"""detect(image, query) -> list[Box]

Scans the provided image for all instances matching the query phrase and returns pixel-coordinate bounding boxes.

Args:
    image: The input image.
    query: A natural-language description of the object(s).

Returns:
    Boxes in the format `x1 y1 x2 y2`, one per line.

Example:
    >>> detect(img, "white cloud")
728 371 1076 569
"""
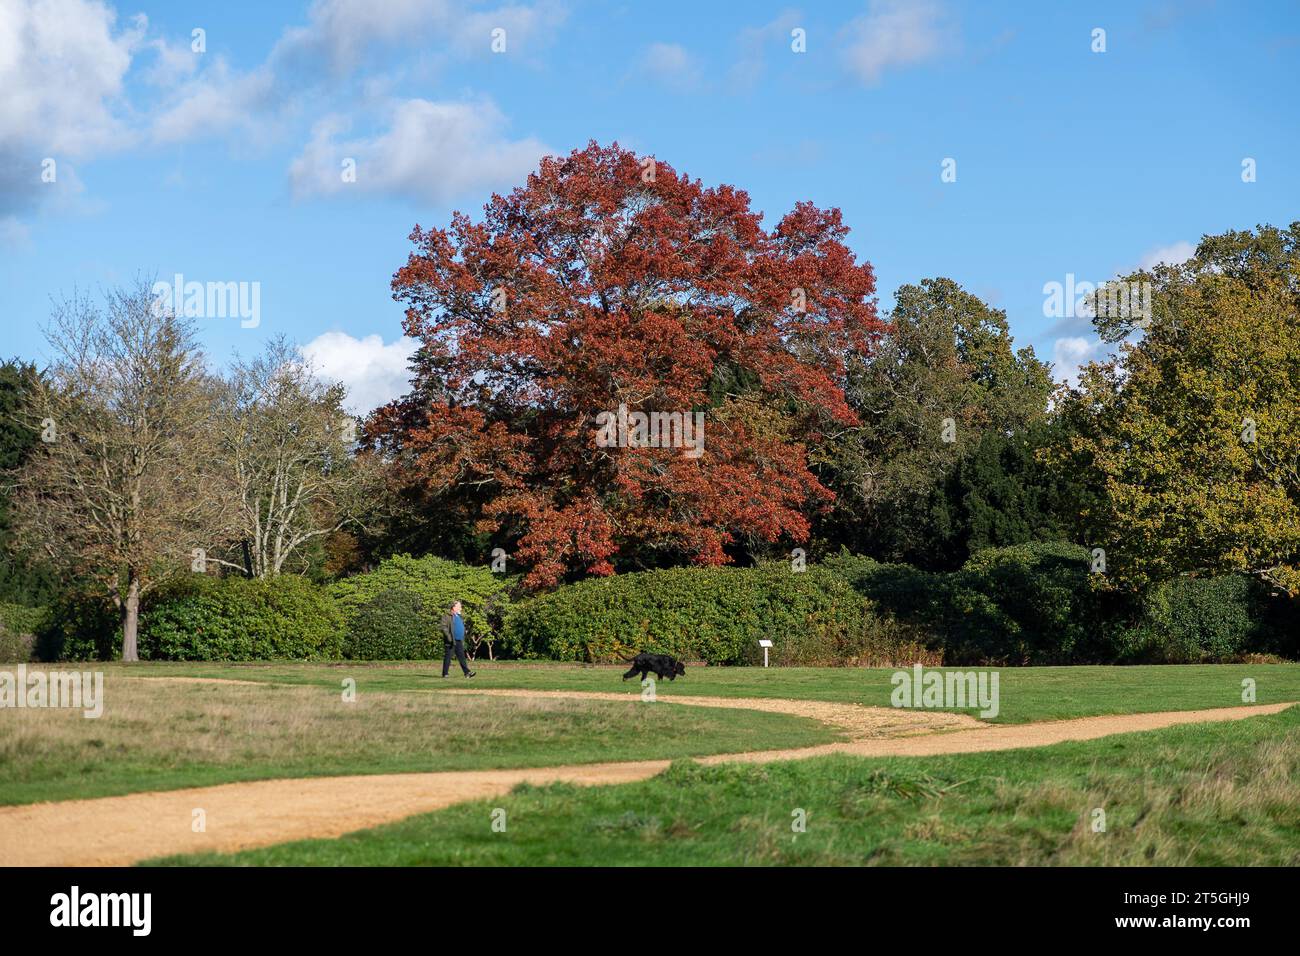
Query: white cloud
272 0 566 77
841 0 952 86
299 331 419 415
638 42 703 92
150 59 278 144
0 0 147 228
0 0 564 223
1137 240 1196 271
1051 336 1112 387
0 0 143 157
141 34 201 87
288 97 549 204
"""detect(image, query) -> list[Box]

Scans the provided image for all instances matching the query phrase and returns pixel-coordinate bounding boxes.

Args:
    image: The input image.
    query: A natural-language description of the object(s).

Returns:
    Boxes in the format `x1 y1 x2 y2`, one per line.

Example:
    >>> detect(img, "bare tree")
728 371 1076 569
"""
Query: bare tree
9 282 231 660
212 336 381 577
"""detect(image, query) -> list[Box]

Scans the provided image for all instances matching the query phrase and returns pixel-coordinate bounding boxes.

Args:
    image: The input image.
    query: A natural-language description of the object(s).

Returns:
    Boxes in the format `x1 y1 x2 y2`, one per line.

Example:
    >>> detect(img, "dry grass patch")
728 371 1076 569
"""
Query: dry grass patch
0 671 833 805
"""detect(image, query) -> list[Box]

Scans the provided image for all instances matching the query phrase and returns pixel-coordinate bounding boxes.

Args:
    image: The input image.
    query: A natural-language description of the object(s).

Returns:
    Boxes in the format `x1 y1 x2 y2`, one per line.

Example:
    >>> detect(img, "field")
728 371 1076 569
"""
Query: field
1 661 1297 866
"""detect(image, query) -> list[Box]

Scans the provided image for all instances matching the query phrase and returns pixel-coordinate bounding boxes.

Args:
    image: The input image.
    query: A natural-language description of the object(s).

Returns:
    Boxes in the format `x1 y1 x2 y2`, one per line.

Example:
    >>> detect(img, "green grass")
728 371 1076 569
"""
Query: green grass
95 659 1300 723
6 661 1296 808
152 705 1300 867
0 672 832 806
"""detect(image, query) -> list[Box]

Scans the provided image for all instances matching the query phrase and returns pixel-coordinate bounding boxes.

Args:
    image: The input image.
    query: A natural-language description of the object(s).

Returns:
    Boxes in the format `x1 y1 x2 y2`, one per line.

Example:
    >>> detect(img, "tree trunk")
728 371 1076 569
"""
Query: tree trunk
121 576 140 662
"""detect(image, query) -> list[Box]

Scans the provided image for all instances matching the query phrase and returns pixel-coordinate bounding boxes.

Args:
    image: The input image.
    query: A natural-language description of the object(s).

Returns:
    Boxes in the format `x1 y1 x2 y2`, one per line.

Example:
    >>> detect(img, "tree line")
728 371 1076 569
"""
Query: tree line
2 142 1297 658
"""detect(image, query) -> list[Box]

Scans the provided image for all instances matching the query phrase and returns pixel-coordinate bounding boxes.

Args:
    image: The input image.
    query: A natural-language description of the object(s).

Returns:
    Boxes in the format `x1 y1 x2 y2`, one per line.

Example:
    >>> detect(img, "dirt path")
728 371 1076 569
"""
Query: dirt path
441 688 986 739
0 696 1290 867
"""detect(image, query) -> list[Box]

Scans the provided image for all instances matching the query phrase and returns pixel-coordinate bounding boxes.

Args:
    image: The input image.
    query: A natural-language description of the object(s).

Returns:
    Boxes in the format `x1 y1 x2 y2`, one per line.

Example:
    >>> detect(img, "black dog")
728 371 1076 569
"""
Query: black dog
620 652 686 682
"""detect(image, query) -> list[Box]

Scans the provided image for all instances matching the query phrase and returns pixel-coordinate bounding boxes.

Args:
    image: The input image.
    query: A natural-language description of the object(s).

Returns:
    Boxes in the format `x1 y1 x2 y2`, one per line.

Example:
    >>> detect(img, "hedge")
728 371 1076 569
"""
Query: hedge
1114 574 1283 663
823 542 1107 664
138 574 344 661
0 601 46 662
503 563 925 666
824 544 1295 665
32 593 119 662
330 555 512 659
342 588 441 660
954 541 1106 663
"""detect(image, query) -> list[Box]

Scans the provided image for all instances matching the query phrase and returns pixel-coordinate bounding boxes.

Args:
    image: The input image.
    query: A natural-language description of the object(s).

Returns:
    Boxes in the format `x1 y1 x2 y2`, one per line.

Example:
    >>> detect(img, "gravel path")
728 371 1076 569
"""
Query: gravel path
0 688 1289 867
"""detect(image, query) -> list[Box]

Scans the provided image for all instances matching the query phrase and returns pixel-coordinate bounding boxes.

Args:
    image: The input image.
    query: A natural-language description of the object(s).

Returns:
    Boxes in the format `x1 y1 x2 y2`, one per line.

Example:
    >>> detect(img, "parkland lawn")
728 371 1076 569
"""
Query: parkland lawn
2 661 1295 807
154 704 1300 867
82 658 1300 721
0 674 832 806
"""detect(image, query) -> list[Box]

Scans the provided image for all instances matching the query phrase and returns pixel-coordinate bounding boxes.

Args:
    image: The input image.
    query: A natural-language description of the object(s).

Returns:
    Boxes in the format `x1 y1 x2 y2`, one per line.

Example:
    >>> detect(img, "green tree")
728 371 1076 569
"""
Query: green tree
0 360 58 604
927 420 1091 563
814 277 1054 567
1059 223 1300 593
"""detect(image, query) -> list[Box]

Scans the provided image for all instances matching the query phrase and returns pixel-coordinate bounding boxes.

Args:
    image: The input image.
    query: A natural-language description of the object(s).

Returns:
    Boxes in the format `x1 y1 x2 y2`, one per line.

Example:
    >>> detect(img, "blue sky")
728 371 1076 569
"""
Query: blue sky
3 0 1298 412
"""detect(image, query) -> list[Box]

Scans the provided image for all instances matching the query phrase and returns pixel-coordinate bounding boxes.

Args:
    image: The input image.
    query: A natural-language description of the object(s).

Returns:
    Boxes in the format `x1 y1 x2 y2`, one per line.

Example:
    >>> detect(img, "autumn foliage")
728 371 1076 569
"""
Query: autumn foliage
369 142 884 587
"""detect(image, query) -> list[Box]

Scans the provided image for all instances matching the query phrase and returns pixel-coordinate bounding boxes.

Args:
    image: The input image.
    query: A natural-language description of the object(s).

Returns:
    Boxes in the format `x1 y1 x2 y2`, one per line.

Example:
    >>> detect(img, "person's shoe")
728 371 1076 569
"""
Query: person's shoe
465 670 477 678
440 674 449 678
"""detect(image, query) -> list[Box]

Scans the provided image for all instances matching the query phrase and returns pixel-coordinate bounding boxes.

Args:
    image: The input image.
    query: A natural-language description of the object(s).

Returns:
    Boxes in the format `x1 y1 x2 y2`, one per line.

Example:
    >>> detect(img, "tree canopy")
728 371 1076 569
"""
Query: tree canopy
1059 223 1300 593
369 141 885 588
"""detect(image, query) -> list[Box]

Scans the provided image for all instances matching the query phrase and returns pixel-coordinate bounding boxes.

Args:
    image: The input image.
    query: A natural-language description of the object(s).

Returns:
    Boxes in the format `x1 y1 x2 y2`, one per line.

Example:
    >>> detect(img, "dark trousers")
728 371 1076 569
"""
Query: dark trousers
443 640 471 676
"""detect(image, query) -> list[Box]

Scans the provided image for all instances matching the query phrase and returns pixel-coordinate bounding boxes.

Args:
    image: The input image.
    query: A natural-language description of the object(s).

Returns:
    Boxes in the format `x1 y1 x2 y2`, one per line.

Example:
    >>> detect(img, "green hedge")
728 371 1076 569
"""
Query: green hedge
138 575 344 661
825 544 1294 665
0 601 47 635
33 593 119 662
342 588 441 660
955 541 1105 663
330 555 511 659
824 542 1106 665
1115 575 1281 663
0 602 47 663
504 564 919 665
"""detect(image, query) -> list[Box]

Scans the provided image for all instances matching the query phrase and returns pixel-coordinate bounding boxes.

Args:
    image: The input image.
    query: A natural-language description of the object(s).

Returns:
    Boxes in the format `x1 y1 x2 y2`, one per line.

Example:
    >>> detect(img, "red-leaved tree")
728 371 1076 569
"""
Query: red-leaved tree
369 142 884 588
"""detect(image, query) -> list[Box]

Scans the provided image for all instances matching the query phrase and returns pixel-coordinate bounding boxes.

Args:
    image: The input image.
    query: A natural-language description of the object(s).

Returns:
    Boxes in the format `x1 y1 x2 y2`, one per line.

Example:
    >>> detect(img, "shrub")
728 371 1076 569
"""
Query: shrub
1115 575 1274 663
825 542 1103 664
953 541 1103 663
330 555 512 658
821 552 1003 664
0 602 46 663
139 574 344 661
0 601 46 636
0 629 29 663
342 588 441 660
774 614 942 667
32 593 119 662
505 564 903 665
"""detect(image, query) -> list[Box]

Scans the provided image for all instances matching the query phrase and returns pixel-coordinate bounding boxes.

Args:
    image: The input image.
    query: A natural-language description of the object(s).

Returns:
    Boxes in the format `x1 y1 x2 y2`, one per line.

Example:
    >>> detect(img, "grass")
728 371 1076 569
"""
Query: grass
152 705 1300 867
76 659 1300 722
0 672 833 806
5 660 1297 809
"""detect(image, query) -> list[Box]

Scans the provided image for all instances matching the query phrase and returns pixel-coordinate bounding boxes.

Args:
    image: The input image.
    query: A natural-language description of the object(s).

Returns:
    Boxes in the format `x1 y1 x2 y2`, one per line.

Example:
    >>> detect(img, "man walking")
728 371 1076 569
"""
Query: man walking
441 600 476 678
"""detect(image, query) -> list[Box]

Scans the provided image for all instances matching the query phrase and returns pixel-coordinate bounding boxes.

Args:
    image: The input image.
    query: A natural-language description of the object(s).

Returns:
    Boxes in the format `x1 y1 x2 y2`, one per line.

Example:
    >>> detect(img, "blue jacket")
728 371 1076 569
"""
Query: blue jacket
440 612 466 644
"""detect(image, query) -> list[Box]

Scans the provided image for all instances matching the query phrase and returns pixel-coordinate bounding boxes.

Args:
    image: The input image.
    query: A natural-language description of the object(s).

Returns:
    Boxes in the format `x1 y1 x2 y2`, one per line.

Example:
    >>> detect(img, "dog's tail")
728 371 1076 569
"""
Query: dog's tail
614 649 639 662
